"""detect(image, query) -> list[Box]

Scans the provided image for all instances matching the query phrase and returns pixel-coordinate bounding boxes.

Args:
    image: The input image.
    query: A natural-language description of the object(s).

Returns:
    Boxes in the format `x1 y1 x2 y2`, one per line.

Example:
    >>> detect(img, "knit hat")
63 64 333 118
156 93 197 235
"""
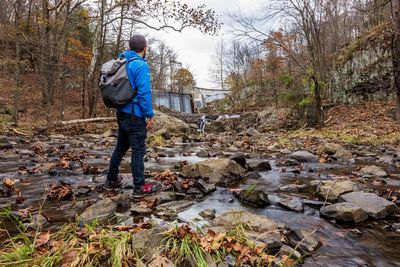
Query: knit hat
129 35 147 52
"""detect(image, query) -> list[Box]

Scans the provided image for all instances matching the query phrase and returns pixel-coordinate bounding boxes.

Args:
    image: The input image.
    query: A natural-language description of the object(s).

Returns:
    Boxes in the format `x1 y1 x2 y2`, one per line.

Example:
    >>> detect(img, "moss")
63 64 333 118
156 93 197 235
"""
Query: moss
148 134 165 147
335 22 393 67
290 129 400 146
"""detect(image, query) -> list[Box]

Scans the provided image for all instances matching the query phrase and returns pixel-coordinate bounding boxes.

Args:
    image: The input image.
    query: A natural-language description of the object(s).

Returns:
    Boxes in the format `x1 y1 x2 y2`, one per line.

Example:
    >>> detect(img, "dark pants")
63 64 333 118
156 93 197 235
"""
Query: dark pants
107 112 147 190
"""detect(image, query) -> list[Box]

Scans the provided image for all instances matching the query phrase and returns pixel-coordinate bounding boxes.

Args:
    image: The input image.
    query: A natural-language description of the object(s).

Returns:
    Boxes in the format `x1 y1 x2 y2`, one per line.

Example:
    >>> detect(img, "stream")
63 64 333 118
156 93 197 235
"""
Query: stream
0 134 399 267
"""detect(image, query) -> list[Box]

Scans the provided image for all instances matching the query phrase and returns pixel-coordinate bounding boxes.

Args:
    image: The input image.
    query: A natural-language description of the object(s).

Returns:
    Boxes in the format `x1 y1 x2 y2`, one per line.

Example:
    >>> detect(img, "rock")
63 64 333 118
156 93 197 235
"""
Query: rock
392 223 400 233
247 231 283 252
75 187 91 195
279 244 302 260
320 202 369 223
255 161 272 171
77 198 117 224
199 209 216 220
280 184 307 192
229 153 247 169
30 141 50 153
339 192 399 219
302 199 330 208
155 200 194 219
277 197 304 212
28 214 49 229
211 210 285 233
318 143 344 155
130 204 153 216
314 180 358 202
181 159 245 186
132 227 165 260
186 187 203 196
290 151 319 162
359 165 387 177
236 186 270 207
287 229 321 253
276 159 300 167
246 128 259 136
196 150 210 158
0 137 12 149
195 179 216 194
333 149 353 160
244 171 262 179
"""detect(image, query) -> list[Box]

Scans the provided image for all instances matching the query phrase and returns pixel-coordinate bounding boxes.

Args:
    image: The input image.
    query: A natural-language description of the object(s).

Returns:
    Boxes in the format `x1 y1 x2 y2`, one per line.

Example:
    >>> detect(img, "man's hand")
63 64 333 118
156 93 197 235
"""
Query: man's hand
146 117 155 131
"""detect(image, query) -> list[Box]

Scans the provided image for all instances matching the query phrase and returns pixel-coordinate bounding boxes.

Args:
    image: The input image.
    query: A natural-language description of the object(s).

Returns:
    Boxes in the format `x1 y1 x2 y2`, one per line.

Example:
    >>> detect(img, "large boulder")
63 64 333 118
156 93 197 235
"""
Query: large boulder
359 165 387 177
290 151 319 162
153 110 190 135
313 180 358 202
211 210 285 233
320 202 368 223
181 159 245 186
339 192 399 219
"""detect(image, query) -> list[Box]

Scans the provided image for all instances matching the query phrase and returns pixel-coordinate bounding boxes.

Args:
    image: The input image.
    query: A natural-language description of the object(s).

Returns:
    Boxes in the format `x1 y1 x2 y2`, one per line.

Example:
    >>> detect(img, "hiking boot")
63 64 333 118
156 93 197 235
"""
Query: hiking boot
131 182 162 199
103 177 123 190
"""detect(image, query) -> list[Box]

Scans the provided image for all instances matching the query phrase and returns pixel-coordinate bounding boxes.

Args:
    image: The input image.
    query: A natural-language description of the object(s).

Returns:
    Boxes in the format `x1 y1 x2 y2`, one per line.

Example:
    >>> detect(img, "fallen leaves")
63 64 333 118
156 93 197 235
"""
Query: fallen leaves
152 170 177 185
167 225 276 266
3 178 15 188
47 183 73 201
35 231 51 248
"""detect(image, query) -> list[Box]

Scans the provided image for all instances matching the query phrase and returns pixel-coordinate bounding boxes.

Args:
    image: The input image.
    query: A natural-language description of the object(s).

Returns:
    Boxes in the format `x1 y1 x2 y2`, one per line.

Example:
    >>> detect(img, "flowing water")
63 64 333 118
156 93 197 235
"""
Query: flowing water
0 136 399 266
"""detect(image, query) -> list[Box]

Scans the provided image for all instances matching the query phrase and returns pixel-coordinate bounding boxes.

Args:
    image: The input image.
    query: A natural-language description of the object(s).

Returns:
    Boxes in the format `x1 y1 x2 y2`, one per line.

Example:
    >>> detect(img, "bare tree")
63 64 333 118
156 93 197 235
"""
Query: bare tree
209 39 227 89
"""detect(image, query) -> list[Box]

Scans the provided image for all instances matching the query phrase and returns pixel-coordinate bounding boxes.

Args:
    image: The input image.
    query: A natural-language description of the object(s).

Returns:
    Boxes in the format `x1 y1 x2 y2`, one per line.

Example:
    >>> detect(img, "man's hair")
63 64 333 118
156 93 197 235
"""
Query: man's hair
129 35 147 52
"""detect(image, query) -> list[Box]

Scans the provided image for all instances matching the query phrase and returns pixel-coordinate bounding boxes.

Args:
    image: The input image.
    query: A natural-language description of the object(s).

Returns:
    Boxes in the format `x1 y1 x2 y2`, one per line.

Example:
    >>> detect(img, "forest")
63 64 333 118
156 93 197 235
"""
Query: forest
0 0 400 266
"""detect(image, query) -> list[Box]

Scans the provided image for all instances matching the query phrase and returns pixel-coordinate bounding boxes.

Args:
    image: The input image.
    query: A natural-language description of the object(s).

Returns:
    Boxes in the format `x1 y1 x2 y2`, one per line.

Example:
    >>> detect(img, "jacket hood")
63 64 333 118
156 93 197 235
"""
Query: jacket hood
119 50 145 61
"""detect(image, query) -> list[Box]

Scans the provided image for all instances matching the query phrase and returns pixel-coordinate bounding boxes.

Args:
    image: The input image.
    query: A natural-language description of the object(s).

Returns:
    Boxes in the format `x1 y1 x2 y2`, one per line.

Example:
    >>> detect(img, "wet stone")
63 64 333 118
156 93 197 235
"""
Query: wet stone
359 165 387 177
339 191 399 219
287 228 321 253
0 136 12 149
77 197 117 224
244 171 261 179
130 204 152 216
199 208 216 220
236 187 270 208
302 199 330 208
320 202 369 223
279 244 302 260
290 151 319 163
229 152 247 169
255 161 272 171
318 143 344 155
211 210 285 233
277 197 304 212
195 179 216 194
280 184 307 192
313 180 359 202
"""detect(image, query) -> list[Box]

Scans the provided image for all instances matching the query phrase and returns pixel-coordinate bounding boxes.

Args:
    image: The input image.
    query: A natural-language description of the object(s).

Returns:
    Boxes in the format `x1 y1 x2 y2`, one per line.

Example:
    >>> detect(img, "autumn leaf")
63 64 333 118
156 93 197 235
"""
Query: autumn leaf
148 255 174 267
3 178 15 188
35 231 51 248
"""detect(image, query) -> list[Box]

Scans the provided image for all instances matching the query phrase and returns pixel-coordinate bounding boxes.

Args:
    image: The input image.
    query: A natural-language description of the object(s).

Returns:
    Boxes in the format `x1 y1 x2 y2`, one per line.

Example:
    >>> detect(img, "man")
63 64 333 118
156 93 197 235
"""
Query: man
104 35 161 197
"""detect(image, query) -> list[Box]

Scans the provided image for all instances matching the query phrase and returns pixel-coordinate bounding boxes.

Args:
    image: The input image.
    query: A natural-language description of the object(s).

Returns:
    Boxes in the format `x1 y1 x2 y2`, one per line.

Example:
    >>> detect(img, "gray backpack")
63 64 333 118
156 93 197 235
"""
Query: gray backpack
99 57 137 108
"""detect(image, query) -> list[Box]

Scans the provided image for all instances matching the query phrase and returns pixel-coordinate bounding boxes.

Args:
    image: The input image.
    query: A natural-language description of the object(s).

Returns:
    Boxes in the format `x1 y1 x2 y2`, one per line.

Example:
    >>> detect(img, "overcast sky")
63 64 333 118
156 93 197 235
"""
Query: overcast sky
149 0 264 89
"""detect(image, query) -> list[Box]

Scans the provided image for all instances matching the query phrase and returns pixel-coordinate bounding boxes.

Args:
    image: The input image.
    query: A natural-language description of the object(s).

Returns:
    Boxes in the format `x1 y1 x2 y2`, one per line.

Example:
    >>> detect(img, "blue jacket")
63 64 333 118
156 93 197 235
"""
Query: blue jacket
117 50 154 118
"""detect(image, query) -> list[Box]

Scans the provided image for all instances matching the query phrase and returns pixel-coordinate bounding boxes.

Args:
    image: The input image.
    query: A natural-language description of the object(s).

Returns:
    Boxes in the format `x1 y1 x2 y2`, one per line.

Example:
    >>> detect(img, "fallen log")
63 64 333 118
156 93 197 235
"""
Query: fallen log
60 117 116 125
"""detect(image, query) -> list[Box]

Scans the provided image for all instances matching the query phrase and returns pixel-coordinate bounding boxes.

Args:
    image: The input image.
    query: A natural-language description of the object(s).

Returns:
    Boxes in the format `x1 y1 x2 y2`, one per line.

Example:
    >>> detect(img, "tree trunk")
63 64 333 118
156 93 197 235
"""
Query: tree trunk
392 0 400 120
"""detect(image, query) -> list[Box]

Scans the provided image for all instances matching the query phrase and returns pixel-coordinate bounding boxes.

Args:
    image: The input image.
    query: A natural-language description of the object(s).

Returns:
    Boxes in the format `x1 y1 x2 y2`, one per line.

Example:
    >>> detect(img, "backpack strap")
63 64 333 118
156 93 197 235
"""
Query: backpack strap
126 57 139 122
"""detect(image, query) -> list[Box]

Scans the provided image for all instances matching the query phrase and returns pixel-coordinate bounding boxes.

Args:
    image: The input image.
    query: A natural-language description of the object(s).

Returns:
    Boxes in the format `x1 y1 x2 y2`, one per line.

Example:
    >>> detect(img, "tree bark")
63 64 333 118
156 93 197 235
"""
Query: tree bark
392 0 400 120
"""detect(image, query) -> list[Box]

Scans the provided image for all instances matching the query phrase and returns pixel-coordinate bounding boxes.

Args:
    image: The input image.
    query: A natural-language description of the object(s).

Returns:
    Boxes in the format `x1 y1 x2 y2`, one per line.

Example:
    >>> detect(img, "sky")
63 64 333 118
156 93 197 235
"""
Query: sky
150 0 264 89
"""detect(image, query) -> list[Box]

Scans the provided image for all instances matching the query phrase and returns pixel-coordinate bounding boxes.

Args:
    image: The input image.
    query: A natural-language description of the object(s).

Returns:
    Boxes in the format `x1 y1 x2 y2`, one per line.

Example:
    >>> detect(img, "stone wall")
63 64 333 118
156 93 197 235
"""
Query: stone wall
331 23 394 104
